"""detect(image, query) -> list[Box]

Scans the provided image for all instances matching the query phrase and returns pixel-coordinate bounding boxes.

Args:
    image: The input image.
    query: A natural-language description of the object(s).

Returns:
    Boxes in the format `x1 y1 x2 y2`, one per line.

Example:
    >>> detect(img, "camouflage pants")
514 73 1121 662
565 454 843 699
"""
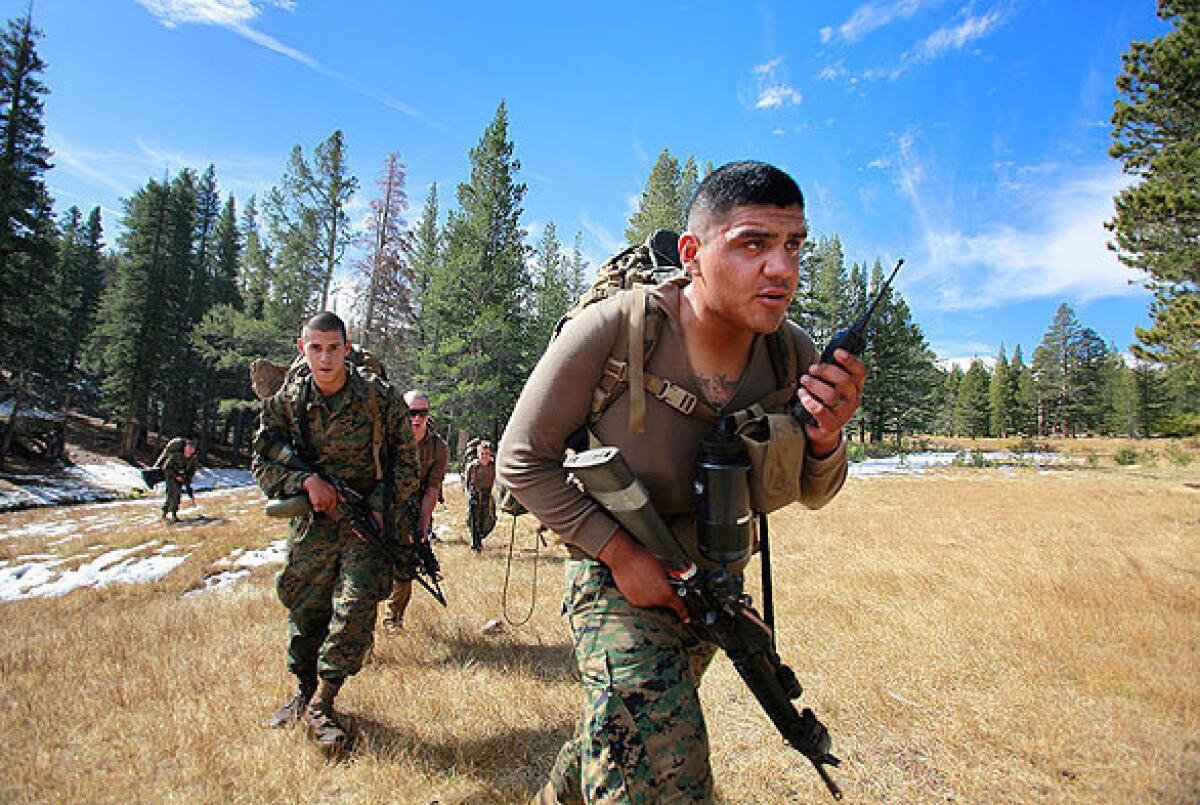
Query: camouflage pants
544 559 717 804
162 480 183 516
468 488 496 548
276 514 392 680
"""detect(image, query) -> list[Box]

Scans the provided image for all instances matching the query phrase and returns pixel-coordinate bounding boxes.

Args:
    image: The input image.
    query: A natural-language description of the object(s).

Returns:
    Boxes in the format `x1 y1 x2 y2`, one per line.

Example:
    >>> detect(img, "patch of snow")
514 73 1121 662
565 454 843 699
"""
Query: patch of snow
0 540 190 600
848 450 1068 477
0 463 254 512
184 569 251 597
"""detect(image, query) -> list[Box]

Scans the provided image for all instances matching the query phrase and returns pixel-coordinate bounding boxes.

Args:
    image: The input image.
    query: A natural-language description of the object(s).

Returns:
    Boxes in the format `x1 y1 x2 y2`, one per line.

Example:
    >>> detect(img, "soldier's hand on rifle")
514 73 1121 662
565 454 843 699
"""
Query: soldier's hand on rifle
302 474 340 514
599 530 691 624
798 348 867 456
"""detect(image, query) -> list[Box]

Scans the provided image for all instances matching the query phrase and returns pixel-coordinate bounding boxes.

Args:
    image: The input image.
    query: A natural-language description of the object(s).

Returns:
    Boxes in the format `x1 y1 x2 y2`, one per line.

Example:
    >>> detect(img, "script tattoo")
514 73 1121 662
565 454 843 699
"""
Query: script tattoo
696 372 739 408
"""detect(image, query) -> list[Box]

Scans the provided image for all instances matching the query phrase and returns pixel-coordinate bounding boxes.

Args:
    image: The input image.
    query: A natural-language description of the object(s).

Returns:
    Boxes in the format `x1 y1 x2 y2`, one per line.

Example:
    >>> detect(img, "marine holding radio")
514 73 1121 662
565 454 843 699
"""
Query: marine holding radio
497 161 867 804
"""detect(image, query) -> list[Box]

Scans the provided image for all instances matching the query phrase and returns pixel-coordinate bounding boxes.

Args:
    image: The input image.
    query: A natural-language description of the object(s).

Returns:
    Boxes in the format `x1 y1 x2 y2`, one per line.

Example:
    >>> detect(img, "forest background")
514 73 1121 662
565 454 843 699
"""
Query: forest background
0 1 1196 466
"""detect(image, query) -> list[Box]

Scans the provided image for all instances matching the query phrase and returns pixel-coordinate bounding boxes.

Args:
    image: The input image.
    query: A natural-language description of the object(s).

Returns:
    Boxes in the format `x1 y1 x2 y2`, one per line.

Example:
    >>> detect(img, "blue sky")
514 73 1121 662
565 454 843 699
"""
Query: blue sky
9 0 1170 363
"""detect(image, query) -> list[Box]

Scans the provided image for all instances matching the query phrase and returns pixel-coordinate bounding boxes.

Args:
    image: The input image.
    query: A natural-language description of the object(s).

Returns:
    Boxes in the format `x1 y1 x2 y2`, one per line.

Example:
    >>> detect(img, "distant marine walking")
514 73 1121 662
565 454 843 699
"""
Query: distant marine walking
152 437 198 522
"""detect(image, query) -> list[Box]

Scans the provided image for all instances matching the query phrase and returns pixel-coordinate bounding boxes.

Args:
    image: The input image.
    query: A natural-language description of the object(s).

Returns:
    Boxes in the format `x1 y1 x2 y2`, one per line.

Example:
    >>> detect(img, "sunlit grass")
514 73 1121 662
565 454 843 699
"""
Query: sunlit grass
1 467 1196 803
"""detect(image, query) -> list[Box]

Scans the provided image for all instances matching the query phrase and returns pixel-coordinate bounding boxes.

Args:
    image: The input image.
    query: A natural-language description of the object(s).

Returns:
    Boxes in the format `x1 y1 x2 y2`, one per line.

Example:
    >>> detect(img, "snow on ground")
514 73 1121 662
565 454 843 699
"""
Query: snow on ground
0 464 254 511
847 451 1068 477
0 451 1074 602
0 540 189 601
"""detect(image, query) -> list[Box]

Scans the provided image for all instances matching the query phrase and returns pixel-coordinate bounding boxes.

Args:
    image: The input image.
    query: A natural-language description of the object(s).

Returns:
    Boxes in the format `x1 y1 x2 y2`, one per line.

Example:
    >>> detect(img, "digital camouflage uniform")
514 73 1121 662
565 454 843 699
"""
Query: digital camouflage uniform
498 282 848 804
252 366 419 683
154 437 198 519
464 454 496 550
383 428 448 626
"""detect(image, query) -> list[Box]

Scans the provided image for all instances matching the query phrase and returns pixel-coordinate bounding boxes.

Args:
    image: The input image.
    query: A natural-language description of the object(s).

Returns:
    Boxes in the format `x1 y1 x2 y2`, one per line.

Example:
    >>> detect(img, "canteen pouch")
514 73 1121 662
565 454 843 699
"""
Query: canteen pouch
735 408 806 514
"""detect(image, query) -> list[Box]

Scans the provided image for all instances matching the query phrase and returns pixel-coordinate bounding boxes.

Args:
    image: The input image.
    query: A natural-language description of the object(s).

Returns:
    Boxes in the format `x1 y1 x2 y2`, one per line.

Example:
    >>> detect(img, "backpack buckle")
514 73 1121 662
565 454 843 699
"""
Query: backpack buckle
655 381 697 415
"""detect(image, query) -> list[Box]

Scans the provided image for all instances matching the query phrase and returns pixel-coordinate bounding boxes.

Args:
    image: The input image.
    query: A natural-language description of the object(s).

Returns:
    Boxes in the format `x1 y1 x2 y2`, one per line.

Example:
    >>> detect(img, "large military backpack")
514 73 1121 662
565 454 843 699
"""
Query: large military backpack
561 229 799 438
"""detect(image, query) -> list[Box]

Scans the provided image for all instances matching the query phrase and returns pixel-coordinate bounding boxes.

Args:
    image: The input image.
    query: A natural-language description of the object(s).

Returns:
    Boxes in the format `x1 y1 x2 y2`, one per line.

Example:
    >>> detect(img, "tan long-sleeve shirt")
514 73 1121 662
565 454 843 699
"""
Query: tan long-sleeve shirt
497 282 848 567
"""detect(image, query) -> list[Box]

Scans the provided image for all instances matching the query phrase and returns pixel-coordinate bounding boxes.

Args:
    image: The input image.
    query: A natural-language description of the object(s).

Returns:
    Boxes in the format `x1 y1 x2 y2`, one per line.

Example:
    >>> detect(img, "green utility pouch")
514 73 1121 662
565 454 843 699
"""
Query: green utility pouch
734 406 807 514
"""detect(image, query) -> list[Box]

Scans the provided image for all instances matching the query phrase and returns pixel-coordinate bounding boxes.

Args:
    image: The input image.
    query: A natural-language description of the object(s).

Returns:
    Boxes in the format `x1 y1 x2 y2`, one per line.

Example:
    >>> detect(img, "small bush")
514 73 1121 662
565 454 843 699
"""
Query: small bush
846 442 867 463
1164 443 1194 467
1086 452 1100 468
1161 413 1200 438
1114 447 1139 466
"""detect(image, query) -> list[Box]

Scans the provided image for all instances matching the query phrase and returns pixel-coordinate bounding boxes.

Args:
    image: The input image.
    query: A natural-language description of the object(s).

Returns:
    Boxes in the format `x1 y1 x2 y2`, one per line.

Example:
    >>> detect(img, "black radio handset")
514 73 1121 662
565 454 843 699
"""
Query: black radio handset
792 258 904 427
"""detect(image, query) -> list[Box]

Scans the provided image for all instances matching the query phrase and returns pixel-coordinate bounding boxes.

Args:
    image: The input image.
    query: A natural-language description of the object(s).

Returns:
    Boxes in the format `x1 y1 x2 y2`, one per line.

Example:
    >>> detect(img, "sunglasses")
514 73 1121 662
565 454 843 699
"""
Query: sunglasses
409 409 430 418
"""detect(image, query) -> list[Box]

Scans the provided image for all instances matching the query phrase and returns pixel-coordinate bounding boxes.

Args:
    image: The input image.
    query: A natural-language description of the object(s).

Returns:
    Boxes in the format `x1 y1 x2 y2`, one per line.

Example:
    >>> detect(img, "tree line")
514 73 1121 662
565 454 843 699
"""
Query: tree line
0 7 1195 467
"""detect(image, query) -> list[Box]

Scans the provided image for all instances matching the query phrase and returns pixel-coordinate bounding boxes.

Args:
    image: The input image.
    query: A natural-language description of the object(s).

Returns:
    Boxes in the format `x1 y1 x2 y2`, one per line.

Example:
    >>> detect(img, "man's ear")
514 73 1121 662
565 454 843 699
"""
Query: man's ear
679 232 702 278
296 337 306 357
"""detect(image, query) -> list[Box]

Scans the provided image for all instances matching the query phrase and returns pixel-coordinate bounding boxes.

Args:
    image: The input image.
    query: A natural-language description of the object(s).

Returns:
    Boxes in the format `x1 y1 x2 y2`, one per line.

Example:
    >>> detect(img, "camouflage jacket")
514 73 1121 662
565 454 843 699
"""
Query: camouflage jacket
155 438 198 483
252 367 420 534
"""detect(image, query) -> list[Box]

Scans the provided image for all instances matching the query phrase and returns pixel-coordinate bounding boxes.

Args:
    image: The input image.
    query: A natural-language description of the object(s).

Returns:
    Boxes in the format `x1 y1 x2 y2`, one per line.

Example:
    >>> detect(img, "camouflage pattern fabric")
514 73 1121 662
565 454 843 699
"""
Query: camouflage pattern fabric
277 513 392 678
155 439 198 517
253 367 420 680
546 559 718 804
464 458 496 548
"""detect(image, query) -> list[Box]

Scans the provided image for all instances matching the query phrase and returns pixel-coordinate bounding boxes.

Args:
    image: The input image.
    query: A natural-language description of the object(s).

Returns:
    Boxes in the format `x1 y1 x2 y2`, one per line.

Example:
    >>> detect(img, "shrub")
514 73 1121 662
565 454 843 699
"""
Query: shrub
1164 442 1194 467
846 442 867 463
1086 452 1100 468
1114 447 1139 466
1161 413 1200 438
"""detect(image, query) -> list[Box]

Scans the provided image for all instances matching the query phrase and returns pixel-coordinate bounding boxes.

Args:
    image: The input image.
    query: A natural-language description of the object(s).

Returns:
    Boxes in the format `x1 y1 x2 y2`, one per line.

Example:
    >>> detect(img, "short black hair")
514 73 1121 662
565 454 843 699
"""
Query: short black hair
302 311 347 342
687 161 805 231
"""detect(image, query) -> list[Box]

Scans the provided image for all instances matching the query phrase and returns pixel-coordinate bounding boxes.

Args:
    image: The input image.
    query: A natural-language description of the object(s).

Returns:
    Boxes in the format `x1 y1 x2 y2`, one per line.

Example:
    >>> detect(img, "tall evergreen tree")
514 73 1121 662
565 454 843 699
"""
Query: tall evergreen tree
988 345 1015 437
1108 0 1199 386
529 220 571 354
1009 345 1036 437
357 152 411 369
90 178 174 456
429 102 530 439
0 11 56 376
264 130 358 320
238 195 270 319
212 195 241 309
955 360 992 438
625 148 690 244
857 260 940 442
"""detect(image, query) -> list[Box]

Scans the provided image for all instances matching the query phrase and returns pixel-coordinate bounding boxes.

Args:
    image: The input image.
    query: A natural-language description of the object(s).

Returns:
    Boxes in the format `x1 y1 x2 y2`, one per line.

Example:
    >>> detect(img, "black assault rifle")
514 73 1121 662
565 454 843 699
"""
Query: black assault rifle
564 446 843 800
258 431 446 606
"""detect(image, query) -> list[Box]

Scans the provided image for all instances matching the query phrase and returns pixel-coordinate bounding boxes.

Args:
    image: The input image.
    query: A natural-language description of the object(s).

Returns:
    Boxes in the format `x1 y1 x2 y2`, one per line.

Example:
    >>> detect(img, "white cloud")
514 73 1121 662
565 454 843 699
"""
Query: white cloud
136 1 439 126
755 85 803 109
823 0 942 44
753 57 783 74
580 213 622 257
893 135 1141 311
909 10 1003 65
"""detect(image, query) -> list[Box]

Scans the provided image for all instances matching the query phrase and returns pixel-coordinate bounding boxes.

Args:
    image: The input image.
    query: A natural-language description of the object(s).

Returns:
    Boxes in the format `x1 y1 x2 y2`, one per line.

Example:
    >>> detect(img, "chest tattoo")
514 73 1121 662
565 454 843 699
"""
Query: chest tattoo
695 372 739 408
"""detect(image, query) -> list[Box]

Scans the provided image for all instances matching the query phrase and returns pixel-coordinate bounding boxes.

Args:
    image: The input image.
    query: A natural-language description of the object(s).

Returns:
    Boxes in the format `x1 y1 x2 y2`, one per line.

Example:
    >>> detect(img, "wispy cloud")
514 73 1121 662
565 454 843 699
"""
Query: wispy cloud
580 213 622 257
747 57 803 110
909 9 1003 65
820 0 944 44
756 85 803 109
136 1 443 129
891 132 1141 310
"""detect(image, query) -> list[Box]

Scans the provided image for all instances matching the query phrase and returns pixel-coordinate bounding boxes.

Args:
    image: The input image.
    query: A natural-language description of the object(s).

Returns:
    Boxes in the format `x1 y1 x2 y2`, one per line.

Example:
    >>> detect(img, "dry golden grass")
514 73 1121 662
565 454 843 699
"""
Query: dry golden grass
1 466 1197 803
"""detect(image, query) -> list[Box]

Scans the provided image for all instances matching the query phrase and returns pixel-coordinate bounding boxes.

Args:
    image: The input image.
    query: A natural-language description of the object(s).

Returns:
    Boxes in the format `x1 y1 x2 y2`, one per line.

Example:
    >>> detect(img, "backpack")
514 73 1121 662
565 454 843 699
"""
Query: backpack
250 344 387 401
559 229 799 437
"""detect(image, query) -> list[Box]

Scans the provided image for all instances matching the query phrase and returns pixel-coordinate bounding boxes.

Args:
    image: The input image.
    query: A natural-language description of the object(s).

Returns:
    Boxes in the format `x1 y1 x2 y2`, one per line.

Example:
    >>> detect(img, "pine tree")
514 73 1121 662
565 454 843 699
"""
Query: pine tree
1009 345 1036 436
626 148 685 244
90 178 174 456
955 360 992 438
264 130 358 320
357 152 412 369
529 220 571 353
405 183 443 383
989 345 1013 437
212 195 241 309
238 195 270 319
792 236 848 346
0 11 56 377
1108 1 1199 385
936 365 963 436
857 260 940 442
432 101 531 439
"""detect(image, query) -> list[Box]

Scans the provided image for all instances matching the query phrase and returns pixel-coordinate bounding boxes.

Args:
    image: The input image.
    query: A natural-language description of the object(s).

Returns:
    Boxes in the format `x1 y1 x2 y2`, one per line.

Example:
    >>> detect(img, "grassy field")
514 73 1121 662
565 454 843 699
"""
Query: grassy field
1 445 1197 803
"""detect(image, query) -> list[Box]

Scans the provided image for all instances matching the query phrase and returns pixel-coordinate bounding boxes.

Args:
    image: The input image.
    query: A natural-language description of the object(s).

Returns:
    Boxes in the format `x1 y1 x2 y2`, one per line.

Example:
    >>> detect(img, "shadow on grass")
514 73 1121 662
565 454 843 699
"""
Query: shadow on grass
346 713 575 802
424 630 579 683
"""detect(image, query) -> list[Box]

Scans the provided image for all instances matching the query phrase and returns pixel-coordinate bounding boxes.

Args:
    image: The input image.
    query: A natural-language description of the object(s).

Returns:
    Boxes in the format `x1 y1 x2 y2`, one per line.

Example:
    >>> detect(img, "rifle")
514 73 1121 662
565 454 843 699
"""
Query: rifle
795 257 904 427
564 446 842 800
258 431 447 607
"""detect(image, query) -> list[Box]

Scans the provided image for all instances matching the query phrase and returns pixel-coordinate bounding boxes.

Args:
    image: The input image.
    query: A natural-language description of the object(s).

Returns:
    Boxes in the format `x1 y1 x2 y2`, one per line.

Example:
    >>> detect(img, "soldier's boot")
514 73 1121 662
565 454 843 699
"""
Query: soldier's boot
382 581 412 632
265 673 317 728
304 678 346 749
